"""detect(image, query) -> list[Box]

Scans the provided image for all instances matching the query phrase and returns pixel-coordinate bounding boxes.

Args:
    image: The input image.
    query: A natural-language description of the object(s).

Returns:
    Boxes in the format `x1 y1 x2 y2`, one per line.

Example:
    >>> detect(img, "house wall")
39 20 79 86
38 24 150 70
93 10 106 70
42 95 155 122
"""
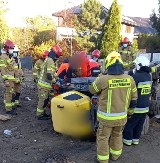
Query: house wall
121 24 135 42
53 16 135 42
56 27 77 41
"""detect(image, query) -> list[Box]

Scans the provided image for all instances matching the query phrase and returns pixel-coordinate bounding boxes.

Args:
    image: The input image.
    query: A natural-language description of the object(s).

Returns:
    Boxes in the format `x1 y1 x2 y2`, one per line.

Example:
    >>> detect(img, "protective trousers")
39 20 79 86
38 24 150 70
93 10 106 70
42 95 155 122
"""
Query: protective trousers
4 81 15 111
36 86 50 117
12 83 21 106
97 123 123 163
123 113 146 145
121 53 134 71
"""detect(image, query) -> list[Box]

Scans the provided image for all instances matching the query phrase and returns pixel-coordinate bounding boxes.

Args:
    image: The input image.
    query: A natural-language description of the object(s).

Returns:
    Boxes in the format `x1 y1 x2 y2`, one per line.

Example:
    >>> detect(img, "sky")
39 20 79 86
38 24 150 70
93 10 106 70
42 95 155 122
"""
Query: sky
4 0 159 27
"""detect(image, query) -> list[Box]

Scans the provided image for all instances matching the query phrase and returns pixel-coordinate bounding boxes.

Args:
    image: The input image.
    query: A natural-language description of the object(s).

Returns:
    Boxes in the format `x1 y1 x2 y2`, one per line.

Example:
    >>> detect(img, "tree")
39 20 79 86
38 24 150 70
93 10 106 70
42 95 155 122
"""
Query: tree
132 39 139 54
150 0 160 34
11 27 34 56
137 34 160 52
25 15 55 32
25 16 56 45
0 0 9 45
74 0 104 52
32 40 55 60
99 0 121 57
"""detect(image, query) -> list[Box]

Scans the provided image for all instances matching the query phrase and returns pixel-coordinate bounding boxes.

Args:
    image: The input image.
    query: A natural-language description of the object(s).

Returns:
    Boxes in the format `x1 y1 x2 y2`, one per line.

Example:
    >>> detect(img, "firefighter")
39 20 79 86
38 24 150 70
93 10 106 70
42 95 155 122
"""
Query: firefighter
123 56 152 146
55 56 63 69
12 46 24 108
36 45 62 120
118 37 135 70
69 54 82 77
89 51 137 163
0 40 17 115
79 51 90 77
89 49 101 77
33 50 49 83
57 58 72 81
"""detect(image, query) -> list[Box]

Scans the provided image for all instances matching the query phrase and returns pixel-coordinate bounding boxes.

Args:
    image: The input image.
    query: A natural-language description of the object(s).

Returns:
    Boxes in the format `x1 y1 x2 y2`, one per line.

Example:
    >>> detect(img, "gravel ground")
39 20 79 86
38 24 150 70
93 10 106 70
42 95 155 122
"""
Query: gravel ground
0 70 160 163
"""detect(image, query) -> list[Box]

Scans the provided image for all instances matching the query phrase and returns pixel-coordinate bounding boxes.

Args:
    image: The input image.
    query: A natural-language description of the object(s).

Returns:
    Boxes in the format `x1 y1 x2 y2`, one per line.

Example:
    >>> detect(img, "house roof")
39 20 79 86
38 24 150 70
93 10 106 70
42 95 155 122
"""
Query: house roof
52 5 82 17
129 17 157 34
52 5 137 26
102 6 137 26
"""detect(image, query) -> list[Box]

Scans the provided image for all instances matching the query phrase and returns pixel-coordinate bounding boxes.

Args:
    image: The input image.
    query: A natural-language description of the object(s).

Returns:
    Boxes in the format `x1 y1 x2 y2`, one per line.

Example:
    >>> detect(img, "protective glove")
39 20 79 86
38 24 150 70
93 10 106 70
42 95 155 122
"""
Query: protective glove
34 79 37 83
47 73 53 81
4 80 10 87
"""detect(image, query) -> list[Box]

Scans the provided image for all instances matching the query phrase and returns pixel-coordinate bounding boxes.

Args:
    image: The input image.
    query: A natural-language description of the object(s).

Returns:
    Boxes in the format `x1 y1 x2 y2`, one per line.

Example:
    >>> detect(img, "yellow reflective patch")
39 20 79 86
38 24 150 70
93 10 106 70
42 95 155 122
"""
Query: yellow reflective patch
141 87 151 95
97 113 127 120
107 90 112 113
110 148 122 155
151 67 156 73
125 88 131 111
108 78 131 88
93 82 99 92
97 154 109 161
132 87 137 93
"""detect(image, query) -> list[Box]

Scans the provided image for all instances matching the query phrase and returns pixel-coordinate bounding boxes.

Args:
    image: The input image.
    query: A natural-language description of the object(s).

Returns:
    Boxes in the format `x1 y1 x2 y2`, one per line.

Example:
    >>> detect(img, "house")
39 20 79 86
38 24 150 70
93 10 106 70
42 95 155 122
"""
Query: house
52 5 137 42
128 17 157 35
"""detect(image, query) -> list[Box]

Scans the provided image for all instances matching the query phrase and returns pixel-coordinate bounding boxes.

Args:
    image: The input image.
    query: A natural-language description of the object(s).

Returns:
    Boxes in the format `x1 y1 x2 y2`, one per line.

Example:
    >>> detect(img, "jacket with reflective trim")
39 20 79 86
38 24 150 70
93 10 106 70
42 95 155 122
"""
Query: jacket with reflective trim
57 63 72 79
33 59 43 80
89 59 101 77
118 46 135 67
129 69 152 113
89 74 137 125
0 54 15 81
38 57 57 89
13 58 24 83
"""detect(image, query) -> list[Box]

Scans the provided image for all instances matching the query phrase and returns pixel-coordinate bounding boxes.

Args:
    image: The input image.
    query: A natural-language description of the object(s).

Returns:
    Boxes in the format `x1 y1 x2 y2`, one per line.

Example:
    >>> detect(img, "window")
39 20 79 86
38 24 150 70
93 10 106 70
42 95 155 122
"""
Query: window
125 25 132 33
58 17 64 26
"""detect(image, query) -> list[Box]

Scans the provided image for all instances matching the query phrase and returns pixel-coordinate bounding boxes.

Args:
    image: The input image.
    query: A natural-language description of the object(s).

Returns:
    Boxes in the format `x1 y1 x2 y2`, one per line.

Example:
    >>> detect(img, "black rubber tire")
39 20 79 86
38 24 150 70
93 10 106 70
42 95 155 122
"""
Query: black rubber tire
141 115 150 135
149 100 157 116
156 101 160 115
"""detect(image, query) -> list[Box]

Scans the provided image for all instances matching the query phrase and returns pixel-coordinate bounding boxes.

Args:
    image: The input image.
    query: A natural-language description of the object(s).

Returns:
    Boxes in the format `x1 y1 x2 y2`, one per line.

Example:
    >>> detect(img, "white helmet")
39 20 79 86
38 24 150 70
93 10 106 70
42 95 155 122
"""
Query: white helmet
1 49 6 54
133 56 150 70
13 45 19 52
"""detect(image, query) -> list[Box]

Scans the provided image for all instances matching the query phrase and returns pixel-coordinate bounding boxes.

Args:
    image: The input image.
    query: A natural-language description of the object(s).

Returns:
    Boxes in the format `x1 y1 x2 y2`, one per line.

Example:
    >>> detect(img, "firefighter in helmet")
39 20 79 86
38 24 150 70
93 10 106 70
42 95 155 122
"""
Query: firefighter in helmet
0 40 17 115
36 45 62 120
12 46 24 108
123 56 151 146
33 50 49 83
89 51 137 163
89 49 101 77
118 37 135 70
79 51 90 77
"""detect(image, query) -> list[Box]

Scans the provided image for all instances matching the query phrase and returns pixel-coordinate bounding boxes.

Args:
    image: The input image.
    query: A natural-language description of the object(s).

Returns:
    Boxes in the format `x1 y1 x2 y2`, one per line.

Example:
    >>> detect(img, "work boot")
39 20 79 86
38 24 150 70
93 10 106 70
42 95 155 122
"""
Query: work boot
16 104 21 108
156 118 160 123
12 106 17 110
6 110 17 115
37 114 50 120
43 113 50 118
111 155 120 161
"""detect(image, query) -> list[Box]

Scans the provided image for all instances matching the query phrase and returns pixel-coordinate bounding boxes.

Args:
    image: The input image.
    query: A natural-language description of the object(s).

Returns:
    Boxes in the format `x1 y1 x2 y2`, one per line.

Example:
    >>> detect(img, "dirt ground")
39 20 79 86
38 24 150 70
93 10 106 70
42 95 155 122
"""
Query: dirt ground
0 70 160 163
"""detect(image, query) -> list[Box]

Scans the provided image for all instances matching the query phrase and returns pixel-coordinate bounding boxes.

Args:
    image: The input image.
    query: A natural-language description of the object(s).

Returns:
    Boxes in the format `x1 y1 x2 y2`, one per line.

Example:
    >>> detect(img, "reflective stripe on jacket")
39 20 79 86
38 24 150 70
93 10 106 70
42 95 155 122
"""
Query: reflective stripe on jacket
130 70 152 113
38 57 57 89
89 74 137 123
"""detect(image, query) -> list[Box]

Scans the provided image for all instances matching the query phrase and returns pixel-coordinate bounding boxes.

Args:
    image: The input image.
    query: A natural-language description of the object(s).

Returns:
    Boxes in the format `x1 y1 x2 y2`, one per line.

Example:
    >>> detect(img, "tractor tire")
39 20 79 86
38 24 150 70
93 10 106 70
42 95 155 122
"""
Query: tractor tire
141 115 150 135
149 100 159 117
156 101 160 115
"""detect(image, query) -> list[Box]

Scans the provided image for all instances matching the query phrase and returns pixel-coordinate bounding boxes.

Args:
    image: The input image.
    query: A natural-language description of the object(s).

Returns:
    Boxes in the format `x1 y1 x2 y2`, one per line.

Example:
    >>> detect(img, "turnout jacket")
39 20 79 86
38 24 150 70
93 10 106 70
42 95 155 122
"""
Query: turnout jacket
89 63 137 126
13 57 24 84
129 67 152 113
33 59 43 81
0 53 15 82
38 57 57 90
118 46 135 68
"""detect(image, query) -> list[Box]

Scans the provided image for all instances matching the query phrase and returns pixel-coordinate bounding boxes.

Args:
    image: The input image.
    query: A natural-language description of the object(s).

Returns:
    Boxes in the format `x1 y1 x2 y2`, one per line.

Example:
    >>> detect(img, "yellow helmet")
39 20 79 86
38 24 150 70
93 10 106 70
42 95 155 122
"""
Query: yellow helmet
105 51 123 69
